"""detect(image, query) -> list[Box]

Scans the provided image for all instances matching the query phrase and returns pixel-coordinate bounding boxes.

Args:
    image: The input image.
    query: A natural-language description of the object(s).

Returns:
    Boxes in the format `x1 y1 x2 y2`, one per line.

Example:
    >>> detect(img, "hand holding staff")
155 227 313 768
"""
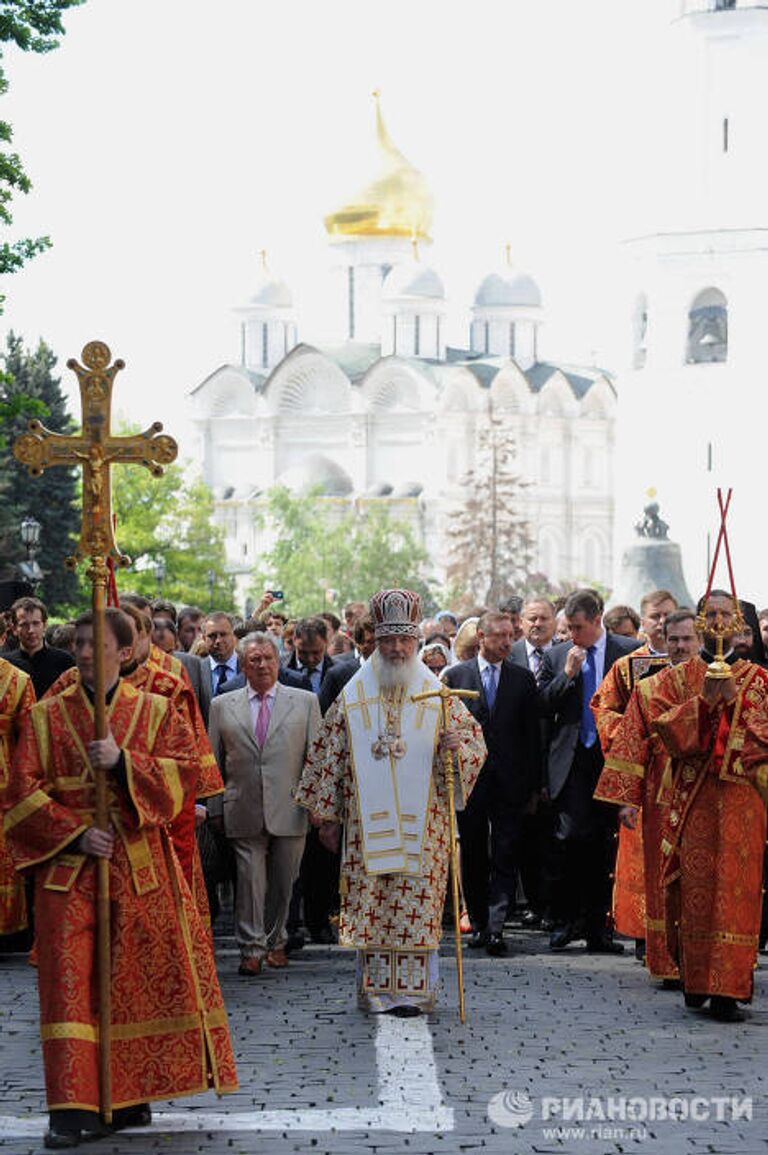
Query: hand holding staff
411 683 479 1024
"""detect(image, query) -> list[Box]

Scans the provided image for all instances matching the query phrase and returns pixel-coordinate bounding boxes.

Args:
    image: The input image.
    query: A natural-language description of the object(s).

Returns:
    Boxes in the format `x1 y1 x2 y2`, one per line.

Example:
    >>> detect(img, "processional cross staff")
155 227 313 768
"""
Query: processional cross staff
411 683 479 1024
13 340 178 1123
697 487 745 680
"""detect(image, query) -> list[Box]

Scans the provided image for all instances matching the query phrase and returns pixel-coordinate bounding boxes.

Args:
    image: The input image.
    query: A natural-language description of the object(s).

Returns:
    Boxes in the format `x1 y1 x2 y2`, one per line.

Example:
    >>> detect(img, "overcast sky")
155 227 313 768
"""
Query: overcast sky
1 0 676 452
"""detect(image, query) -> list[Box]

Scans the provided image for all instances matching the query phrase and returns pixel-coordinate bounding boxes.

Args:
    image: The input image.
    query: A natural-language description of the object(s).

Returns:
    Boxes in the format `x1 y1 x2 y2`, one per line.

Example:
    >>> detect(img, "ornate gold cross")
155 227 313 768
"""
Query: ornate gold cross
13 339 177 570
12 338 178 1125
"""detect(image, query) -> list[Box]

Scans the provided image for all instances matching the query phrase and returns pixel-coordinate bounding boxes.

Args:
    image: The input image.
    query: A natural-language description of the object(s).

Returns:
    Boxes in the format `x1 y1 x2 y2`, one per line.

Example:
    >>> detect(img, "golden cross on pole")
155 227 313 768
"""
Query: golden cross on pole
411 683 479 1023
13 339 178 1124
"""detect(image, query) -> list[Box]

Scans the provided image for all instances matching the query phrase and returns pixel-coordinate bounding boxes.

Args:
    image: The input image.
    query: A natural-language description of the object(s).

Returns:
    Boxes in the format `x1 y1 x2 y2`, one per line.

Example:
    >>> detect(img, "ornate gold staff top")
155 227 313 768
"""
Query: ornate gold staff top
411 683 478 1024
13 340 177 1124
14 339 177 569
696 488 745 680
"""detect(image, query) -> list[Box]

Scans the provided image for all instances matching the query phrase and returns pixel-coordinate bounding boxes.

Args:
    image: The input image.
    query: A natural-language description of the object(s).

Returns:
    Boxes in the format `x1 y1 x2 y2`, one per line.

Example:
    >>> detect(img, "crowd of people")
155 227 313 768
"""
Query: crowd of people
1 580 768 1146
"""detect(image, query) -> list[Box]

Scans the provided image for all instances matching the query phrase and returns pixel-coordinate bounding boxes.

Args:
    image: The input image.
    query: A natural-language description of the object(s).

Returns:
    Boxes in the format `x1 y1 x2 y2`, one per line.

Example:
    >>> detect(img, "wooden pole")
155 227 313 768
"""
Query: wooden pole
89 557 112 1123
411 684 479 1023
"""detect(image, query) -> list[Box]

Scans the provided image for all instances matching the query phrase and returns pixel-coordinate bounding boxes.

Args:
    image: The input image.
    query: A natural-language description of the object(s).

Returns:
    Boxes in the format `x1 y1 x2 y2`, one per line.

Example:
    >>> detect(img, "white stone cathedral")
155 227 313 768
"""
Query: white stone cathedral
614 0 768 603
191 98 616 606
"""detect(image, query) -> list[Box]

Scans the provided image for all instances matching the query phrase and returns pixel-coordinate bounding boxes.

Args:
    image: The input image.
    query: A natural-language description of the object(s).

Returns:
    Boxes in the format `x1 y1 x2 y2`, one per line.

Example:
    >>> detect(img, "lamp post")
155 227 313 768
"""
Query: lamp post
154 557 166 598
206 568 216 610
19 515 43 592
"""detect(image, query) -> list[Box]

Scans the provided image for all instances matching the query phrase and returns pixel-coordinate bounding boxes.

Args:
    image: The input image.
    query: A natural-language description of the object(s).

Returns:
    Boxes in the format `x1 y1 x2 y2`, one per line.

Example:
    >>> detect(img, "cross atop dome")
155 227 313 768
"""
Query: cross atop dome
324 92 434 241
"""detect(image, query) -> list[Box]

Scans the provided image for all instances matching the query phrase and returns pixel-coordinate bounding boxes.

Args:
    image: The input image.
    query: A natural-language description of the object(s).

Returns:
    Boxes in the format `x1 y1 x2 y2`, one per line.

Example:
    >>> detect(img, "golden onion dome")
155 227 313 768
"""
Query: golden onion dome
325 93 434 241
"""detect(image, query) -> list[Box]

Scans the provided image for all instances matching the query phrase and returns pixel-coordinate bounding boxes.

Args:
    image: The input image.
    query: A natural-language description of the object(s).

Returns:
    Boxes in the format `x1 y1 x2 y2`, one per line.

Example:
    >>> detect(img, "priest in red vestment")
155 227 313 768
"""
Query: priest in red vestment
601 592 768 1021
4 608 237 1148
0 655 35 936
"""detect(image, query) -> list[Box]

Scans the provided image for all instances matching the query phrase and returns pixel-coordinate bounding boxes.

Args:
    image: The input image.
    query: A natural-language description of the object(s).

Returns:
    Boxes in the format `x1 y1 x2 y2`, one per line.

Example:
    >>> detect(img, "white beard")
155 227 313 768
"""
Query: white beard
372 646 421 689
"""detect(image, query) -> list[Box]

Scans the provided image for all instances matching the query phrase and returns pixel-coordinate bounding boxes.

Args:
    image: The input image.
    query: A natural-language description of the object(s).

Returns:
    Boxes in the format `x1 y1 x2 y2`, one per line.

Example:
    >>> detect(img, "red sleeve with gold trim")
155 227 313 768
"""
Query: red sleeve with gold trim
594 683 650 808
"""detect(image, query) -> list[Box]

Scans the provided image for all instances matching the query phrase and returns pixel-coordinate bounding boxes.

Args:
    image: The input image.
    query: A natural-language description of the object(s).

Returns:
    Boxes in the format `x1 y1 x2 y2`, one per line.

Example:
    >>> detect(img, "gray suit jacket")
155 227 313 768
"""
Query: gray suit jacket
207 682 320 838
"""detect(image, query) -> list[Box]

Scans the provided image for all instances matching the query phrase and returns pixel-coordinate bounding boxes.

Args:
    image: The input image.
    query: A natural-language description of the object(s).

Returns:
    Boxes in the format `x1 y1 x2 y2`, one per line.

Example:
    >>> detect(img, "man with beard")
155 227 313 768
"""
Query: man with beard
295 589 486 1016
600 592 768 1020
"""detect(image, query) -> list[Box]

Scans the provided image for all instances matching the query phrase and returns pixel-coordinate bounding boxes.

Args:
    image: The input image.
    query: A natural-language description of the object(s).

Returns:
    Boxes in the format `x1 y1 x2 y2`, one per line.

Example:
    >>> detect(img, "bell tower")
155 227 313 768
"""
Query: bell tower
612 2 768 598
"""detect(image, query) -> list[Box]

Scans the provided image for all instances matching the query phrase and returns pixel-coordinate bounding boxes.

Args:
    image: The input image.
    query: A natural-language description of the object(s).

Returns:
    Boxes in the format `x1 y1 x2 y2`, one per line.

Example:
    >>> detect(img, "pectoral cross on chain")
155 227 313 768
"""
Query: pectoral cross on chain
13 340 177 573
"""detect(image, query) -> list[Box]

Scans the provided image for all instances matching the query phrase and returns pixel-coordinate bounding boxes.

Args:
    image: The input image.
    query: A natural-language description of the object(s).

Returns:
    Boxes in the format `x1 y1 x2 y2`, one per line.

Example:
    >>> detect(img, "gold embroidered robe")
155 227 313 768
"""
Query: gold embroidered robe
294 692 485 1002
3 680 238 1111
592 646 654 939
0 657 35 934
613 657 768 999
595 673 680 979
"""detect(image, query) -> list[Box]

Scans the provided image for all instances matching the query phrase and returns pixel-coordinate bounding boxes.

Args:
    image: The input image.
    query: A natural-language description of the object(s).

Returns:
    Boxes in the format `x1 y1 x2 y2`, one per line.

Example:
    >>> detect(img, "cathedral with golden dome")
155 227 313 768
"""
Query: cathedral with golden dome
191 98 616 604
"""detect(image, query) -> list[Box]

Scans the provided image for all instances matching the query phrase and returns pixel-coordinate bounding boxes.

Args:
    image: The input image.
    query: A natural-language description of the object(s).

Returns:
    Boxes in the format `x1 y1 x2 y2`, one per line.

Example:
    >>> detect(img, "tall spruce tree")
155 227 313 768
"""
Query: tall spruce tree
445 420 534 609
0 333 79 610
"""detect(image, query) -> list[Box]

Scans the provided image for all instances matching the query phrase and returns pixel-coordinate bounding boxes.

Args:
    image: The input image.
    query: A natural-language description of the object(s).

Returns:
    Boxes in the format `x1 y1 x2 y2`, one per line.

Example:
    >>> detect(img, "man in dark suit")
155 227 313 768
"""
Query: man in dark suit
317 616 375 716
538 588 640 953
443 610 541 956
510 597 558 927
284 617 335 693
283 616 338 945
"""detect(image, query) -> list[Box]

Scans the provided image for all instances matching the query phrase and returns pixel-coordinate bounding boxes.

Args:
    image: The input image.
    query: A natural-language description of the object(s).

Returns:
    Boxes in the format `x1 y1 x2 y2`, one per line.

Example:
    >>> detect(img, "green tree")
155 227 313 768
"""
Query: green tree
0 332 79 609
109 458 235 611
249 487 434 617
445 421 534 609
0 1 83 308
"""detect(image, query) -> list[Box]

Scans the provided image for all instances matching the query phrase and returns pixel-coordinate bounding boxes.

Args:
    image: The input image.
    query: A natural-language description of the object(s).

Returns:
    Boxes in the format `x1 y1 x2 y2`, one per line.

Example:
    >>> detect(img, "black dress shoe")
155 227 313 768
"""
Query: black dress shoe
284 932 305 953
386 1004 421 1017
310 925 337 945
540 917 555 932
44 1124 110 1148
549 924 573 951
586 937 625 955
486 932 508 957
467 929 488 948
44 1130 82 1151
661 978 682 991
709 996 744 1022
112 1104 152 1130
521 910 542 928
684 992 708 1008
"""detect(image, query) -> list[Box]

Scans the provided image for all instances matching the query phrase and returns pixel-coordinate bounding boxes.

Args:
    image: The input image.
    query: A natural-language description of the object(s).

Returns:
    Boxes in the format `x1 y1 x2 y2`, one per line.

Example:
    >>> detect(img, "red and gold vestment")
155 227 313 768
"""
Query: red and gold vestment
602 656 768 999
3 679 238 1111
0 657 35 934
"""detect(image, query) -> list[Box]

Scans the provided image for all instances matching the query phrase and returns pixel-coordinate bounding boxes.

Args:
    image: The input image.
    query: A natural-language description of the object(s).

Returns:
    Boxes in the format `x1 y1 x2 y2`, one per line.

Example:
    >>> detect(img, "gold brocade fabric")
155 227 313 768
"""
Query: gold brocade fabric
0 658 35 934
4 681 238 1109
591 647 651 941
601 656 768 997
295 695 485 953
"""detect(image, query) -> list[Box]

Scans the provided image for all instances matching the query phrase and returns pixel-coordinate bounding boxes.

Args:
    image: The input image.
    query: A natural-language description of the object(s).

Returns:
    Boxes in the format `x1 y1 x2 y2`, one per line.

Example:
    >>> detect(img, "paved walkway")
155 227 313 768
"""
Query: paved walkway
0 927 766 1154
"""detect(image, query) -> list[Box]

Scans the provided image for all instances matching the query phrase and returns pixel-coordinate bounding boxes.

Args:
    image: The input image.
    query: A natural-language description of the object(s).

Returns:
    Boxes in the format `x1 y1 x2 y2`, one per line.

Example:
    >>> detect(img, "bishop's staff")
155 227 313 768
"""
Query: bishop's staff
411 683 479 1024
13 341 177 1123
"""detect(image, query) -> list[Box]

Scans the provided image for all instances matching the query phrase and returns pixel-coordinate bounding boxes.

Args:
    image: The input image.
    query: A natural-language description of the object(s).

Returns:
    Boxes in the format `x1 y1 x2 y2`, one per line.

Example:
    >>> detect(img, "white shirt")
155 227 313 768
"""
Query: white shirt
247 682 277 732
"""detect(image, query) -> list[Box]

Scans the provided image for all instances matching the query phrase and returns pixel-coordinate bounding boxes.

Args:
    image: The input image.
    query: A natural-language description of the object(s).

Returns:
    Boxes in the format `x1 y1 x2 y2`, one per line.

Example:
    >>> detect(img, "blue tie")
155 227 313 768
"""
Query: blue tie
483 663 497 712
580 645 598 748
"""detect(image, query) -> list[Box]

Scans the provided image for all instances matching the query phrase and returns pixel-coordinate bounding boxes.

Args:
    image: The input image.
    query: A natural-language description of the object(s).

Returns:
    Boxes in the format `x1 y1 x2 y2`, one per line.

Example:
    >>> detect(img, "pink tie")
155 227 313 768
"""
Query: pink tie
255 694 270 747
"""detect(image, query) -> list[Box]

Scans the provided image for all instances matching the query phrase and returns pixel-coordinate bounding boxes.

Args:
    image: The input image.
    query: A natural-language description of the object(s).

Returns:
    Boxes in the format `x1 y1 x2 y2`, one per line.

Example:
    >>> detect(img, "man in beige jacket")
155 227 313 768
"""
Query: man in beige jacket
208 631 320 975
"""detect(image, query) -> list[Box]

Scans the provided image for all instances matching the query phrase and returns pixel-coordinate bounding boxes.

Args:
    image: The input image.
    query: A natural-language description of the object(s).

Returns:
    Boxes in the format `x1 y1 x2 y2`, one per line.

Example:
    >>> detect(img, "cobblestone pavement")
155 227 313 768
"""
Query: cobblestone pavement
0 926 766 1155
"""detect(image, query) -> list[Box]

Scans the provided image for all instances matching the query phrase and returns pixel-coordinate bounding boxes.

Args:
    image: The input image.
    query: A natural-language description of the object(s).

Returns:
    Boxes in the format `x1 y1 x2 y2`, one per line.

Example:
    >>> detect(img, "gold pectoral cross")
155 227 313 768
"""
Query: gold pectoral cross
13 339 177 571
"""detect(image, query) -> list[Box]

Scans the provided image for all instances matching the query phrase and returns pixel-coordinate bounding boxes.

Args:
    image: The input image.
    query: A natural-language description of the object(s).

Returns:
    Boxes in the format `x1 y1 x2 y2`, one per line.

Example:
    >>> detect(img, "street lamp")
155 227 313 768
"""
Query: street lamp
19 516 43 592
206 568 216 610
154 557 166 597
